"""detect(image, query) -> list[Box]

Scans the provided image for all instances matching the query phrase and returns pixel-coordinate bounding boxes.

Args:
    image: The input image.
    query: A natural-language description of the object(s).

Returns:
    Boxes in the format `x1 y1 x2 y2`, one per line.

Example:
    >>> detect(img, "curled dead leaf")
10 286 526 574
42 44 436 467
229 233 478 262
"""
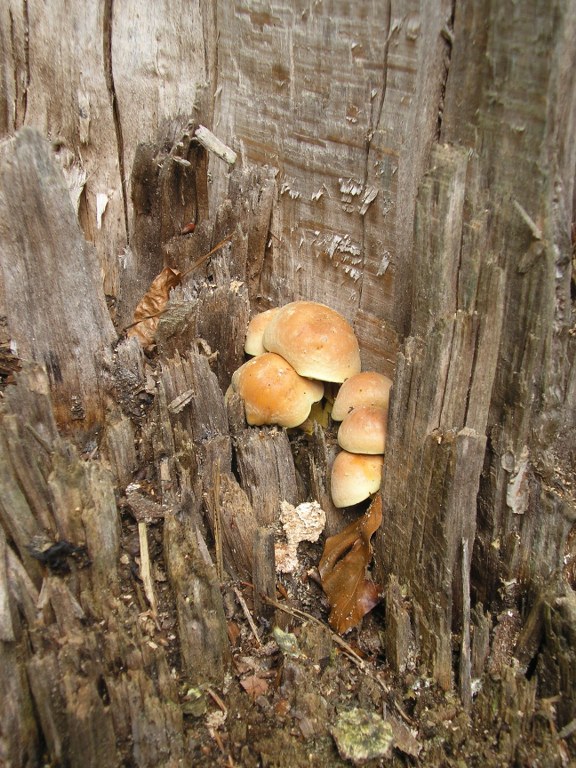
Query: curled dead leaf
125 234 233 349
240 674 269 700
126 267 182 349
319 495 382 634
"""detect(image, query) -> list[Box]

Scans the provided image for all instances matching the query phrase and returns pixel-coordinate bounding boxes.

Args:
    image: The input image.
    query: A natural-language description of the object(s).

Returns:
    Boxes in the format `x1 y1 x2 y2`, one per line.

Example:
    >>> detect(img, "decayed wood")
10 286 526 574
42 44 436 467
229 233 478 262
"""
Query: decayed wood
305 423 351 538
1 1 453 379
378 0 576 702
252 526 277 621
164 511 231 685
440 0 576 605
0 365 187 767
234 427 301 526
214 1 453 373
0 0 127 296
157 350 257 579
127 128 211 330
383 575 415 675
0 130 117 435
378 148 488 687
1 2 575 763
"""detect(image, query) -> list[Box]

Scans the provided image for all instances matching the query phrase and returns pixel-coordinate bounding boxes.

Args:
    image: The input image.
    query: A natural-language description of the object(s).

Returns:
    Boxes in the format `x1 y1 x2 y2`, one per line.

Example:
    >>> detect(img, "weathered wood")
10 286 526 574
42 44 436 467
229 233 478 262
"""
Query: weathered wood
156 277 250 397
127 128 211 329
203 470 257 580
164 510 231 684
439 0 576 607
234 427 301 526
252 526 277 621
378 147 489 687
102 414 137 488
0 1 127 296
214 1 453 372
305 423 350 538
0 364 188 767
0 130 117 435
0 1 575 763
383 575 415 675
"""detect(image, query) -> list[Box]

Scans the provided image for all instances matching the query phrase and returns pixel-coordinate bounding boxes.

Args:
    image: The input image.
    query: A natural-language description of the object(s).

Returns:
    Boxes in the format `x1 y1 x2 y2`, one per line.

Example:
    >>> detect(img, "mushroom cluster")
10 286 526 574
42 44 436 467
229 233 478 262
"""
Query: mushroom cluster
329 372 392 507
229 301 392 509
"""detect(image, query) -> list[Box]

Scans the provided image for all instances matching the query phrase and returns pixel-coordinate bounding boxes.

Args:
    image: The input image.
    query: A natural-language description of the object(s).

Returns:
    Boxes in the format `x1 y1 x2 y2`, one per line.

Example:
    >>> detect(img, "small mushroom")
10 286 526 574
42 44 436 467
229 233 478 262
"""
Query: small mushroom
337 405 387 455
330 450 384 508
244 307 280 356
332 371 392 421
230 352 324 428
262 300 361 383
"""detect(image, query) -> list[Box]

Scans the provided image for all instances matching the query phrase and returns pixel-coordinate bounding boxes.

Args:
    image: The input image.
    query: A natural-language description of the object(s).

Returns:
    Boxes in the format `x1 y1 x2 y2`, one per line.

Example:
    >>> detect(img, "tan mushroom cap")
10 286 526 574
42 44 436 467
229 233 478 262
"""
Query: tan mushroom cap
330 450 384 508
244 307 281 356
337 405 387 454
262 301 361 383
231 352 324 428
332 371 392 421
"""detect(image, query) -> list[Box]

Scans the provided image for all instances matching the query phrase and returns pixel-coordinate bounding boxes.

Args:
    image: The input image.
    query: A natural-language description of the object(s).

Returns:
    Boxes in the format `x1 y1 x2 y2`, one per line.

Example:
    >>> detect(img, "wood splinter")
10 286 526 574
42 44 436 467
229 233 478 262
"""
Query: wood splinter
138 521 158 620
194 125 237 165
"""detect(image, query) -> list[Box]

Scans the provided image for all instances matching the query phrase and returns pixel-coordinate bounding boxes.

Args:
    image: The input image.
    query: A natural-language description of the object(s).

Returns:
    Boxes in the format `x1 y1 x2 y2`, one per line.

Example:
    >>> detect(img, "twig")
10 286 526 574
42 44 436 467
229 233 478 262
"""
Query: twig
213 458 224 582
180 233 234 280
137 521 158 620
262 594 416 726
205 686 228 715
194 125 237 165
233 586 262 647
460 537 472 711
262 596 367 669
513 199 542 240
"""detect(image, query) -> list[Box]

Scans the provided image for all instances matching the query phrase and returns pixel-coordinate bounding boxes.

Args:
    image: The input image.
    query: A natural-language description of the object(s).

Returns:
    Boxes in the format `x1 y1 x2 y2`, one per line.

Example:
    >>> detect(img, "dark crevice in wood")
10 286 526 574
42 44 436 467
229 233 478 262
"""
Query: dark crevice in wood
102 0 129 245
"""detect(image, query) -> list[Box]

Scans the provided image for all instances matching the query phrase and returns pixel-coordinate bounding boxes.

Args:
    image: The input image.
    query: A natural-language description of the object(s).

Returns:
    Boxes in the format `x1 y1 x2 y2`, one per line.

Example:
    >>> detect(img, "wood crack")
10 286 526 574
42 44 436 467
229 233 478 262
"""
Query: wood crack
9 0 30 128
358 0 392 310
436 0 455 141
103 0 129 244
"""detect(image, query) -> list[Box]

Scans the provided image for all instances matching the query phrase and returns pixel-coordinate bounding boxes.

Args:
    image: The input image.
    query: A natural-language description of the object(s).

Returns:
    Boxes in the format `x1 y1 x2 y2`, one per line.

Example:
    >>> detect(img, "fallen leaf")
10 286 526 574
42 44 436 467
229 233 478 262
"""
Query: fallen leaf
240 674 269 700
126 267 182 349
125 234 233 349
319 495 382 634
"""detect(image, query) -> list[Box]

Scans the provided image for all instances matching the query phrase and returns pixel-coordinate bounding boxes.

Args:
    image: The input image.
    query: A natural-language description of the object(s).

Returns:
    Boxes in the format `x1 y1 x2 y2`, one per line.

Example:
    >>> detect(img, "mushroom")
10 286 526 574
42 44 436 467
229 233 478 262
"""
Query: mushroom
331 371 392 421
262 300 361 383
244 307 280 356
337 405 387 454
330 450 384 508
230 352 324 428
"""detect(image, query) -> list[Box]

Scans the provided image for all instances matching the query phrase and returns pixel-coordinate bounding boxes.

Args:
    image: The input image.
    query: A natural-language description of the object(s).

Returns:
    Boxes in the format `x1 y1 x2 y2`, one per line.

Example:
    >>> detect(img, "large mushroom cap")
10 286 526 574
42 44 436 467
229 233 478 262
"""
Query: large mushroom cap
337 405 387 454
231 352 324 428
332 371 392 421
244 307 280 356
262 301 361 383
330 450 384 508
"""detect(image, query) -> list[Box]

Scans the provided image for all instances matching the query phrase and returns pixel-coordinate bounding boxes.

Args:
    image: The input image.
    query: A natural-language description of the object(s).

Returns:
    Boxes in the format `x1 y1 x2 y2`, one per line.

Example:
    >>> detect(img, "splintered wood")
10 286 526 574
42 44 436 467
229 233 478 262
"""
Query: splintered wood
0 130 116 433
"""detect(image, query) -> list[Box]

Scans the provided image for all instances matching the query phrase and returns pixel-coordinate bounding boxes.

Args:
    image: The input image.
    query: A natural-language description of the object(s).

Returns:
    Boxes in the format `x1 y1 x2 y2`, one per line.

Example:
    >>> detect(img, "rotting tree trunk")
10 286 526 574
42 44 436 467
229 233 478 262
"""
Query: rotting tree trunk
0 1 575 766
0 129 117 434
378 0 576 720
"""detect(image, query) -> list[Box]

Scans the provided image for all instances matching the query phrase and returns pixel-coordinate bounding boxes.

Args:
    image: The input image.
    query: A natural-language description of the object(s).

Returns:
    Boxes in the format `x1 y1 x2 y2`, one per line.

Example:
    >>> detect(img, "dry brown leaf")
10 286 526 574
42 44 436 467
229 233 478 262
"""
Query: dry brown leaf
125 234 234 349
319 495 382 634
126 267 182 349
240 674 269 700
